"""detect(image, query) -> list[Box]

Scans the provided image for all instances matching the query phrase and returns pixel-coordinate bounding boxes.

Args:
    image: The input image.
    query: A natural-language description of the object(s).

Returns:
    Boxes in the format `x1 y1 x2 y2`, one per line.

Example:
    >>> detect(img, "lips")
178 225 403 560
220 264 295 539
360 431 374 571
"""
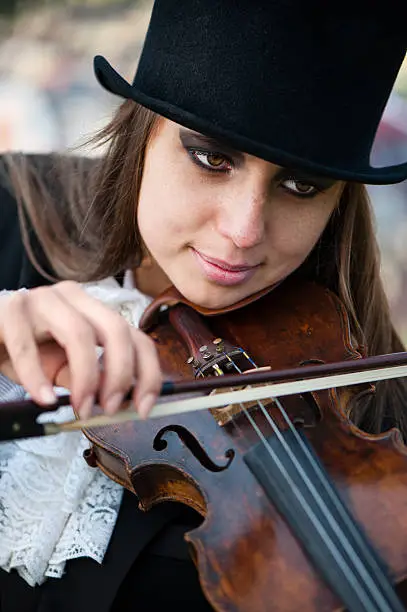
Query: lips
191 248 261 286
196 250 260 272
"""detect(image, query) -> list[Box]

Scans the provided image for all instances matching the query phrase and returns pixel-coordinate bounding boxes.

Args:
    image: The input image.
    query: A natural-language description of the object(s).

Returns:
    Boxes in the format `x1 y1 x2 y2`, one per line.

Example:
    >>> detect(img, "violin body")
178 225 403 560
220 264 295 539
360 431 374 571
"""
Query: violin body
82 278 407 611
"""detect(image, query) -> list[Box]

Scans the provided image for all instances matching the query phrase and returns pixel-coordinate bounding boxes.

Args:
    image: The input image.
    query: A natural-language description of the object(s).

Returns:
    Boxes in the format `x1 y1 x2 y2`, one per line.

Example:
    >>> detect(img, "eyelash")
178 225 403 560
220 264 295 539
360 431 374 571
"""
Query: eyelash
281 178 322 198
187 148 323 198
188 148 232 173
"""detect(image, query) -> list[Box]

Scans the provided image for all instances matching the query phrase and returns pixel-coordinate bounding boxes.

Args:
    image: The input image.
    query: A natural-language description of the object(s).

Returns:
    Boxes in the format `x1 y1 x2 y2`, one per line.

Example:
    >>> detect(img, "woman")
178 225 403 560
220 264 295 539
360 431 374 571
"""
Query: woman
0 1 407 610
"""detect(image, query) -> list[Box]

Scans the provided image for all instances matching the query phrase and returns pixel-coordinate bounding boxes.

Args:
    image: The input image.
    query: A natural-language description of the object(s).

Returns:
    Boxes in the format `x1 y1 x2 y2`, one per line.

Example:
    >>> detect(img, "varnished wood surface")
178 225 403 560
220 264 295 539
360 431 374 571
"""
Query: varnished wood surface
82 277 407 611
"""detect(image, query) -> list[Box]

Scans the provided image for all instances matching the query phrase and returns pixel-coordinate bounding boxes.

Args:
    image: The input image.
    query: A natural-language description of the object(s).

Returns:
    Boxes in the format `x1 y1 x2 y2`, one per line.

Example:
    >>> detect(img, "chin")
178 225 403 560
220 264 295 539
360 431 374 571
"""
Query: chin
178 281 250 311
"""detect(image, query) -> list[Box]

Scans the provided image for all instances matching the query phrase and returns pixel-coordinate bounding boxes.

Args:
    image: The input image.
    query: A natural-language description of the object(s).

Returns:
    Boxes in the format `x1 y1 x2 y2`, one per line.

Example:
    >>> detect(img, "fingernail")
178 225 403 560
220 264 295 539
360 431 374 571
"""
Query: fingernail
138 393 156 419
39 385 56 405
105 392 123 416
79 395 94 420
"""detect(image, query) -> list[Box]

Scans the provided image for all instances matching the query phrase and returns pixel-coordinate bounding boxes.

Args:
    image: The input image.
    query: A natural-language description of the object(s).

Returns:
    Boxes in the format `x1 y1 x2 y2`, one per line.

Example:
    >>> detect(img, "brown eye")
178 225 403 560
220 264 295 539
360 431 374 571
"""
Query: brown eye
191 150 232 172
282 178 318 197
206 154 226 167
296 182 314 193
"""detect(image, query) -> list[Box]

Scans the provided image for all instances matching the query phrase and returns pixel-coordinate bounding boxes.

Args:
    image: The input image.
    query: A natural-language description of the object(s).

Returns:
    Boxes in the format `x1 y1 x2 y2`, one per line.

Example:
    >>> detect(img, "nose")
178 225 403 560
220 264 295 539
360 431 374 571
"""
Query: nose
217 190 267 249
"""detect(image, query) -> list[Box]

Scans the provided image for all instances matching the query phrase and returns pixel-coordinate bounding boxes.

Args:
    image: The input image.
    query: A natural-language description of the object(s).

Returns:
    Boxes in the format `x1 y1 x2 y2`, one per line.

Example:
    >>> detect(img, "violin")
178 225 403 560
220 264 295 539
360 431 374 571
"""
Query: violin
81 276 407 611
2 276 407 611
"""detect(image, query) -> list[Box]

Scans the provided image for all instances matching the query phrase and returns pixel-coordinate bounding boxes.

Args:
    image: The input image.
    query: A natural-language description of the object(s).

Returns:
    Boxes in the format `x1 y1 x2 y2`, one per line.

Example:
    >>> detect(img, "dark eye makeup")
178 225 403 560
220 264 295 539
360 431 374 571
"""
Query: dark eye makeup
178 128 337 198
188 149 233 173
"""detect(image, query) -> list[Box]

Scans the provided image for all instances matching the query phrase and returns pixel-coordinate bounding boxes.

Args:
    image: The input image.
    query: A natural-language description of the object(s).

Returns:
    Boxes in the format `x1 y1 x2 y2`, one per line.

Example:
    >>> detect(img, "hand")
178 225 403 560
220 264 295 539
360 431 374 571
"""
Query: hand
0 281 161 419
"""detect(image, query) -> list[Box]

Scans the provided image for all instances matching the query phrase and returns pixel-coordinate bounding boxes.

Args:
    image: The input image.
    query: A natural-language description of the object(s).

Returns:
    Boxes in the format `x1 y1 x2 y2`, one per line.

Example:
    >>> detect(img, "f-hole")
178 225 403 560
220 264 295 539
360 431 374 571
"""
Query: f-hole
154 425 235 472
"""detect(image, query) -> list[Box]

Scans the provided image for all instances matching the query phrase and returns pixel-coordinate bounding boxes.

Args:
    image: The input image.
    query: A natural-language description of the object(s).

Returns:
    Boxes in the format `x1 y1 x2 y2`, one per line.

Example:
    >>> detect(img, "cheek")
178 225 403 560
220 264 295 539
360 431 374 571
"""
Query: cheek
137 187 177 243
137 153 210 255
268 199 336 261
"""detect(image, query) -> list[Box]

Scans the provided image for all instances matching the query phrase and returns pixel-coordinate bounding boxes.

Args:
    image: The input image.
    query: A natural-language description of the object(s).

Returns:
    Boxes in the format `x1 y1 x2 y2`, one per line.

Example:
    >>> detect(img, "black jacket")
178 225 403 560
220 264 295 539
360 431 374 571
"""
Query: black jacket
0 156 207 612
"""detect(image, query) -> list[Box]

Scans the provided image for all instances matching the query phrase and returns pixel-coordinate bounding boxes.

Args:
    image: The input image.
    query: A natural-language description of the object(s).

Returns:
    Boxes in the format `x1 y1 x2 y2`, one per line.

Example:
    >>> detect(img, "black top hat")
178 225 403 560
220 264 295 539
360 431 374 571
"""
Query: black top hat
94 0 407 185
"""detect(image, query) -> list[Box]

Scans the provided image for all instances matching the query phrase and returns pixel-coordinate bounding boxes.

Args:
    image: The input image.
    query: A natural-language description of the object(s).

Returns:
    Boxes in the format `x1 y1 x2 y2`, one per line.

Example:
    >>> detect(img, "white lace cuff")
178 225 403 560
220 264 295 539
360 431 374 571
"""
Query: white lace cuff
0 279 152 586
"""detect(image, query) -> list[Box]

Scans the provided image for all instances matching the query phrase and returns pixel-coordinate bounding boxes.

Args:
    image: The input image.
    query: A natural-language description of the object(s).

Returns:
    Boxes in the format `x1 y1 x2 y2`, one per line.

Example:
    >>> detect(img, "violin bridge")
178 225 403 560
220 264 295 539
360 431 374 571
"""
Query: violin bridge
209 382 275 426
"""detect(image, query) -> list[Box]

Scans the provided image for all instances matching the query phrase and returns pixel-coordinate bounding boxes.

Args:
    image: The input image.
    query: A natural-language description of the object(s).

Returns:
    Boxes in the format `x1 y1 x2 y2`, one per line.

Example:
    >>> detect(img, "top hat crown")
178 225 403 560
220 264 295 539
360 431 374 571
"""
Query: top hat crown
94 0 407 185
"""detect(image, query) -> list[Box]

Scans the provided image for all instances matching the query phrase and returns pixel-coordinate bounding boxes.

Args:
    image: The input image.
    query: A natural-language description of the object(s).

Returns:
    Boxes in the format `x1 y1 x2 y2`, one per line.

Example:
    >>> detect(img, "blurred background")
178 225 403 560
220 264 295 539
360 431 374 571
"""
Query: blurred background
0 1 407 340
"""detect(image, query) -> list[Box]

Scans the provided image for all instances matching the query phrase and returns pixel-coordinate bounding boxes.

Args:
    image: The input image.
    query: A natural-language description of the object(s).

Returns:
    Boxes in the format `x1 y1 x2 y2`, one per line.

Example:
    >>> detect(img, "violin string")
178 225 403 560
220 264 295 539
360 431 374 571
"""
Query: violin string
236 354 381 580
205 353 249 442
220 355 379 610
253 399 394 608
271 392 394 595
217 351 391 611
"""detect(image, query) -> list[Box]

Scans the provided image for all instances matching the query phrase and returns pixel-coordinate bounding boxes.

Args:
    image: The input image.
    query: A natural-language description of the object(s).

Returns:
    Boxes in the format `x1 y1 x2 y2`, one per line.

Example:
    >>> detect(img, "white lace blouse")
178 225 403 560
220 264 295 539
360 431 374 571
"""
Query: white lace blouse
0 273 152 587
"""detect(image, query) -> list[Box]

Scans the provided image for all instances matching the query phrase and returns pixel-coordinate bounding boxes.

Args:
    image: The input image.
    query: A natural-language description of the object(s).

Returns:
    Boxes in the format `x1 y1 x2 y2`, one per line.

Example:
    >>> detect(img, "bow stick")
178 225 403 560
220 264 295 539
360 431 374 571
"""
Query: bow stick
1 351 407 440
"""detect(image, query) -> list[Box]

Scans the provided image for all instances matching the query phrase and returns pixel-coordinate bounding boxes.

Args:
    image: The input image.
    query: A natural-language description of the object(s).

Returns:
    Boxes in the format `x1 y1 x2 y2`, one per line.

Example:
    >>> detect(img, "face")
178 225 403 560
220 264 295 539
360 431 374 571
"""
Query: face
137 118 343 309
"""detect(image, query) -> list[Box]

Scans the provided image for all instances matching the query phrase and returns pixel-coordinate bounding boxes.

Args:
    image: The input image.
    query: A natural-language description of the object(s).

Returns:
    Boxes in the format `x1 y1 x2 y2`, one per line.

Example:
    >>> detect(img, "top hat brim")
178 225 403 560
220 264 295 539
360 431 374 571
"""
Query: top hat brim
94 55 407 186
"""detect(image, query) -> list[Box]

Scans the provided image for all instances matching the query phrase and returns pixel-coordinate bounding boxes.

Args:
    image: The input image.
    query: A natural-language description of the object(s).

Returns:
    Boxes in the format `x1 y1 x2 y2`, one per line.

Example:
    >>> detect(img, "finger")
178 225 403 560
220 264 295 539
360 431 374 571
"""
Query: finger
27 286 100 414
130 327 162 418
54 282 136 415
1 292 57 405
39 342 70 386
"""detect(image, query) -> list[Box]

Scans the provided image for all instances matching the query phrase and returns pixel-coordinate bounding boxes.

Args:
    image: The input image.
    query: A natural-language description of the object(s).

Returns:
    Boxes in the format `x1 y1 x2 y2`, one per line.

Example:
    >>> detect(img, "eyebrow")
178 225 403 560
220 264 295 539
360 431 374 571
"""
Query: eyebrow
178 128 337 189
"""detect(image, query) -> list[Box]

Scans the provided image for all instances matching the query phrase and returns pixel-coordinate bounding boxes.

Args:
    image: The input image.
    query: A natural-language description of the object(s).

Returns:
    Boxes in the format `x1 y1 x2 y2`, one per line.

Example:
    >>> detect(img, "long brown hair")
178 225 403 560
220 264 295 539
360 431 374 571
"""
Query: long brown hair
2 101 157 282
2 99 407 437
